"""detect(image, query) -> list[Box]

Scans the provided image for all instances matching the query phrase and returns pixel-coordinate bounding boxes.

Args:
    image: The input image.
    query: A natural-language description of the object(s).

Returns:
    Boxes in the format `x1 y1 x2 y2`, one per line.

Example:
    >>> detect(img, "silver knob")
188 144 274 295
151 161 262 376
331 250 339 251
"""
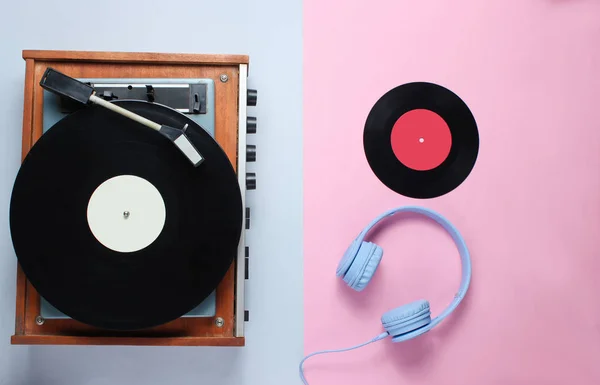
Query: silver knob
246 145 256 162
247 116 256 134
246 173 256 190
247 89 257 106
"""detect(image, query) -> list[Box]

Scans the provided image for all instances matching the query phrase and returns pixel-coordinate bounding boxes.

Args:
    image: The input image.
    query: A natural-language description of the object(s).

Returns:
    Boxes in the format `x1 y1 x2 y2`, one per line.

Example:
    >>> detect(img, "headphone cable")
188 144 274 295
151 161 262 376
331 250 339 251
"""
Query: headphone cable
299 332 388 384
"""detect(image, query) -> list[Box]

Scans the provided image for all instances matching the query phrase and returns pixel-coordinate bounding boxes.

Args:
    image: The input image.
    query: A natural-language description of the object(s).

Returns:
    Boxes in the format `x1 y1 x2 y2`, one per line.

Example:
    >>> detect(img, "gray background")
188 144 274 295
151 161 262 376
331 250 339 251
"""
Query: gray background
0 1 303 384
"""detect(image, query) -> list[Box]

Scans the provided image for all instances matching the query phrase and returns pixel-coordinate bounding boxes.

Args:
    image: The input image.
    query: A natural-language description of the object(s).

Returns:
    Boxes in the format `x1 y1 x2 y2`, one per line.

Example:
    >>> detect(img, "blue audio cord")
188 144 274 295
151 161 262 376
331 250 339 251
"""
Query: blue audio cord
299 332 389 384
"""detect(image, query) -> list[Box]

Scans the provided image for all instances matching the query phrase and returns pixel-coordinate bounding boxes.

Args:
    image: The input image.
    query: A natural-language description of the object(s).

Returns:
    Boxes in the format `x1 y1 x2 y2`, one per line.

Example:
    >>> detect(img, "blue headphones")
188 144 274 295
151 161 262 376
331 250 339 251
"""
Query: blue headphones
299 205 472 384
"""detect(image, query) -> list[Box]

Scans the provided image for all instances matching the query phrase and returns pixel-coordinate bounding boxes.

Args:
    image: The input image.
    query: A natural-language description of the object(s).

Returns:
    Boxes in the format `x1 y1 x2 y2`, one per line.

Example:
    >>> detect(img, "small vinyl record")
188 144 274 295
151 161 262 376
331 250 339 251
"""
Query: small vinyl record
9 100 243 330
363 82 479 199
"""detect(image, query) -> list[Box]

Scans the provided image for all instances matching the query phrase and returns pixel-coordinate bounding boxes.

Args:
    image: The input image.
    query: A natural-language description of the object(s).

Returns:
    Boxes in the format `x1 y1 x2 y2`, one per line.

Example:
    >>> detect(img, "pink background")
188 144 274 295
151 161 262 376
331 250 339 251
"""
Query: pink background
303 1 600 384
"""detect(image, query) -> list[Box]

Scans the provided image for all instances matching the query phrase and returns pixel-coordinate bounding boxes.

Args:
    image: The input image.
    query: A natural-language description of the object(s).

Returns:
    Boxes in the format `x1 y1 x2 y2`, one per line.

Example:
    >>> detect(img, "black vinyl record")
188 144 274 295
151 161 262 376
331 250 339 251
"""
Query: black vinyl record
9 100 242 330
363 82 479 199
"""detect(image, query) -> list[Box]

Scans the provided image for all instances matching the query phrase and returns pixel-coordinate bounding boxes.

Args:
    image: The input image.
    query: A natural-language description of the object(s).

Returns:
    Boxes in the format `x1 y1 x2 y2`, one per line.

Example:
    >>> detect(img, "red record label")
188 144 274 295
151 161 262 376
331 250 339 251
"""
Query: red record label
363 82 479 199
390 109 452 171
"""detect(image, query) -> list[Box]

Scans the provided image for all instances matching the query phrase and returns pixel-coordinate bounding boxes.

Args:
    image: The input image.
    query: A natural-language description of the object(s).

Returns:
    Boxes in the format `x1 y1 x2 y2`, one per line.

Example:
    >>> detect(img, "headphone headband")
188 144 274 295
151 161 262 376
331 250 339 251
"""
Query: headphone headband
301 206 472 384
339 206 471 334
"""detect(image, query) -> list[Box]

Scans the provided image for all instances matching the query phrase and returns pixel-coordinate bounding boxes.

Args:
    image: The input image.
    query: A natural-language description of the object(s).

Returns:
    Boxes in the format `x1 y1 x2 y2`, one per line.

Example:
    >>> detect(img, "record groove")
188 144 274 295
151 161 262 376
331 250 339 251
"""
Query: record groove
9 100 242 330
363 82 479 199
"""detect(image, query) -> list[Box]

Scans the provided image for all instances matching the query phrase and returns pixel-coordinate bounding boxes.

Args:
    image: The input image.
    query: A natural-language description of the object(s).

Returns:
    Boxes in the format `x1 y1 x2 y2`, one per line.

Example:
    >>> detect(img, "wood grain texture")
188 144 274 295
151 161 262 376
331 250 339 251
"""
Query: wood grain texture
14 59 35 336
11 335 245 346
22 50 249 66
20 59 34 161
13 51 245 346
14 265 27 336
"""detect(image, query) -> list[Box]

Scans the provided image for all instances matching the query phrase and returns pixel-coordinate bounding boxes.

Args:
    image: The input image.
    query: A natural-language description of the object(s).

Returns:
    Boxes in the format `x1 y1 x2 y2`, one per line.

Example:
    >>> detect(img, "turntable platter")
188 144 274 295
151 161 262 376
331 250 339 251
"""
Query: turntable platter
9 100 243 330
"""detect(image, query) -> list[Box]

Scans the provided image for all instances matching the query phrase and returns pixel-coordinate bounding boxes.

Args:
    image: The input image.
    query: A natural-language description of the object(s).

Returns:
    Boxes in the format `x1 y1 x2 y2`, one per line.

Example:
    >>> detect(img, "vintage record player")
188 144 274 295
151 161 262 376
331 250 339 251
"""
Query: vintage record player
9 50 256 346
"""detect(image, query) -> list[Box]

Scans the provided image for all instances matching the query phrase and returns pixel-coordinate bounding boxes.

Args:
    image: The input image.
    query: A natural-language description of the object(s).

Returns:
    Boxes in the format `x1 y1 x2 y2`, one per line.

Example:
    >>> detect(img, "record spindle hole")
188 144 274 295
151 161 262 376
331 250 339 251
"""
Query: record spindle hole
9 100 243 329
390 108 452 171
363 82 479 199
86 174 166 253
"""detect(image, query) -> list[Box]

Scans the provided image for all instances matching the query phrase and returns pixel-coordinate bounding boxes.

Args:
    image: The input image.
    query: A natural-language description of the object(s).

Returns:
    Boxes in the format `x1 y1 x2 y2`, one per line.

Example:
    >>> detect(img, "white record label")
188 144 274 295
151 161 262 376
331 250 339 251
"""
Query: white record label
87 175 166 253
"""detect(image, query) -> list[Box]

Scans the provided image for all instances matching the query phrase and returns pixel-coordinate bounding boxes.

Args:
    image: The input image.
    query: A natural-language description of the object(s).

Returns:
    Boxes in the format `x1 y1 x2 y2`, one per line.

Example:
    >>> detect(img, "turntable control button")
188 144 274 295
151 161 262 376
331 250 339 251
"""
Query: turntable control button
246 173 256 190
247 116 257 134
246 145 256 162
245 207 250 229
247 89 257 106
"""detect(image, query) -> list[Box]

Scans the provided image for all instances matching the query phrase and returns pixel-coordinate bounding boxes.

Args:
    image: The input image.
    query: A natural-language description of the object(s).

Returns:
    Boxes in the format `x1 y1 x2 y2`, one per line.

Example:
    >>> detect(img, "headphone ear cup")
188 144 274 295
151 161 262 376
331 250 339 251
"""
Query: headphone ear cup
341 241 383 291
381 300 432 342
336 239 361 278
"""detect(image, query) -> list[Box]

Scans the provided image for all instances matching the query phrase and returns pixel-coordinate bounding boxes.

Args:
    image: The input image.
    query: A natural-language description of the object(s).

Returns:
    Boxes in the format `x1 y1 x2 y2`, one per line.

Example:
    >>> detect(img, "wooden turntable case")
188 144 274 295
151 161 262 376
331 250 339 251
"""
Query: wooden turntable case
11 50 250 346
